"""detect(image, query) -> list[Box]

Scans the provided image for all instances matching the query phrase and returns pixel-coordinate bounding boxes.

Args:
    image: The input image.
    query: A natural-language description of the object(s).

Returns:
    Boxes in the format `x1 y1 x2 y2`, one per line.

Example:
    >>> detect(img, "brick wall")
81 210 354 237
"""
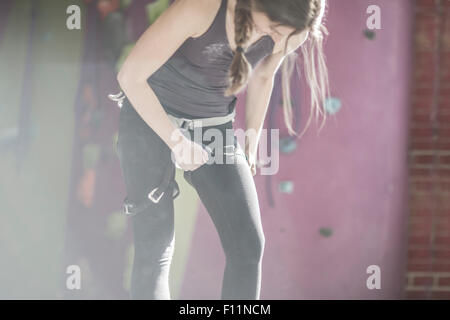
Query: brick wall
406 0 450 299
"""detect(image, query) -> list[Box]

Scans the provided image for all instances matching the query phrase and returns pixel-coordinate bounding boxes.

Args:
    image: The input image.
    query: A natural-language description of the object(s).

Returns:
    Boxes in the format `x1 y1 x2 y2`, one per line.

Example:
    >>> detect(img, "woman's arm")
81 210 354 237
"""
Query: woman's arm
244 31 309 175
117 0 210 150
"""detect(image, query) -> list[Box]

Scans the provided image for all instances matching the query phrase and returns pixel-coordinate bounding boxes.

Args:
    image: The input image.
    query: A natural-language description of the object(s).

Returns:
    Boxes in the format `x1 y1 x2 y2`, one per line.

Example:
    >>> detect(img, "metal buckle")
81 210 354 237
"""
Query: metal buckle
180 120 192 130
223 144 235 155
123 202 135 216
181 119 203 130
148 187 164 203
180 120 188 130
108 91 126 108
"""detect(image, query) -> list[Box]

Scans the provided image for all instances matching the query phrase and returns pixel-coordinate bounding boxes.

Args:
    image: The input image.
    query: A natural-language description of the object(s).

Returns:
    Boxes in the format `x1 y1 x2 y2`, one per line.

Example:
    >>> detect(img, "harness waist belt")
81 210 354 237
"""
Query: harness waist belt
166 107 236 130
111 93 239 217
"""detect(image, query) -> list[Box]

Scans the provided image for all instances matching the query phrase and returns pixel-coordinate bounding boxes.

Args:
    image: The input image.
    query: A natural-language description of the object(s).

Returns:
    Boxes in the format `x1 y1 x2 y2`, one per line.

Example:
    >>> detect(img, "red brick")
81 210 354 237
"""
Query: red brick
409 215 435 225
410 208 432 218
439 179 450 191
437 209 450 217
435 235 450 245
436 219 450 232
431 291 450 299
414 154 436 165
412 113 433 124
409 248 432 260
433 260 450 272
438 154 450 164
409 218 433 230
411 194 435 210
440 128 450 138
416 71 438 83
412 167 434 176
441 100 450 111
438 276 450 286
415 87 437 96
406 290 430 299
437 170 450 180
409 235 432 245
408 262 433 271
436 140 450 150
411 178 435 191
416 0 439 8
413 276 434 286
410 139 434 150
411 127 436 139
435 250 450 259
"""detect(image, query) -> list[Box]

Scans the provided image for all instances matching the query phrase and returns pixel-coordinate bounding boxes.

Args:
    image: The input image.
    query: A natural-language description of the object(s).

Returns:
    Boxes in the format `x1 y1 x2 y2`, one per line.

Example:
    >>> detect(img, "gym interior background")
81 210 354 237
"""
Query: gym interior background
0 0 448 299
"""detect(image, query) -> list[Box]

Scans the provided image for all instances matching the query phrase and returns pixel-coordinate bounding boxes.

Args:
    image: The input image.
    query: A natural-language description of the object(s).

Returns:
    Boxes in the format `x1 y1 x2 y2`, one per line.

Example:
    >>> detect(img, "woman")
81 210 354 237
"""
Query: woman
114 0 329 300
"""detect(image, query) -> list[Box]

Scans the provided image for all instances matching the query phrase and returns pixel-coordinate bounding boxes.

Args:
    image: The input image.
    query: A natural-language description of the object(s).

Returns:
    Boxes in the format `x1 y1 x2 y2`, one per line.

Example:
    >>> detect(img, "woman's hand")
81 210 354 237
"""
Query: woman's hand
245 136 257 176
245 150 257 176
171 136 210 171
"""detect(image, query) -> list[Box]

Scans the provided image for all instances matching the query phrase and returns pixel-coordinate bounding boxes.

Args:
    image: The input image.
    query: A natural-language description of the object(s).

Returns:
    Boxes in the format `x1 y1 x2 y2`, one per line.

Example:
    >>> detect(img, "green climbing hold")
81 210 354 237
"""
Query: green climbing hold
279 181 294 194
116 43 136 72
319 227 333 237
279 137 297 154
105 211 127 239
324 97 342 115
364 29 376 40
146 0 170 25
83 143 101 169
120 0 133 10
113 131 119 156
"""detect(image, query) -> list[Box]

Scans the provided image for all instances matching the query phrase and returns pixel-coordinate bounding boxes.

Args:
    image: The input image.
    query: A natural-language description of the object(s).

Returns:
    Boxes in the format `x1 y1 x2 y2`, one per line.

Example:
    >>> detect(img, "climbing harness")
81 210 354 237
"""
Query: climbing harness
109 91 240 217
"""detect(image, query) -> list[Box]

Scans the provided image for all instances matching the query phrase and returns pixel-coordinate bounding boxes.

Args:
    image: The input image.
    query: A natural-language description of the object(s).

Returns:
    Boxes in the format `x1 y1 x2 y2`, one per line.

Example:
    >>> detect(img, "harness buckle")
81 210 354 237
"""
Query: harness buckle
108 91 126 108
180 120 193 130
148 187 164 203
223 144 236 155
123 202 135 216
181 119 205 130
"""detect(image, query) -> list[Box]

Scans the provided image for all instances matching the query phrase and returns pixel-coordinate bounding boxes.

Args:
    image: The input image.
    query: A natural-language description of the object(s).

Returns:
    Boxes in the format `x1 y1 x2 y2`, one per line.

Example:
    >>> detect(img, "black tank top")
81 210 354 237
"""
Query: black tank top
146 0 275 119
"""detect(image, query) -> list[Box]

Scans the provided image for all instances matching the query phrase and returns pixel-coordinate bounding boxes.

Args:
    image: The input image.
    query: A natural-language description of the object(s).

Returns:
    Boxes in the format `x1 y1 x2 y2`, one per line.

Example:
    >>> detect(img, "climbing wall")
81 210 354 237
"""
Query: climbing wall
61 0 199 299
179 0 414 299
0 0 414 299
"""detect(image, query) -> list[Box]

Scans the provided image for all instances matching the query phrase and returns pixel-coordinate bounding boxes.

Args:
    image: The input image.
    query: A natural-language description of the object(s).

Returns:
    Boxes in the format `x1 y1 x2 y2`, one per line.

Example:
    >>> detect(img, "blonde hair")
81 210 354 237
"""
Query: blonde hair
224 0 330 138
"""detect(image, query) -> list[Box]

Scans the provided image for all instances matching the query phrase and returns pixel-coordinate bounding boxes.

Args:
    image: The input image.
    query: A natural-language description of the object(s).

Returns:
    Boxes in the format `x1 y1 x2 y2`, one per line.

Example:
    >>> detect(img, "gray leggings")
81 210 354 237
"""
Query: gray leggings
116 100 265 300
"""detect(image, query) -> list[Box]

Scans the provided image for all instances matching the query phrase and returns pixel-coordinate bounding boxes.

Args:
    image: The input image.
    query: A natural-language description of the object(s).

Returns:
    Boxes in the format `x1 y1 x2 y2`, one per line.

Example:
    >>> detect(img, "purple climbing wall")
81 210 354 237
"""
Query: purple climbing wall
179 0 414 299
58 0 414 299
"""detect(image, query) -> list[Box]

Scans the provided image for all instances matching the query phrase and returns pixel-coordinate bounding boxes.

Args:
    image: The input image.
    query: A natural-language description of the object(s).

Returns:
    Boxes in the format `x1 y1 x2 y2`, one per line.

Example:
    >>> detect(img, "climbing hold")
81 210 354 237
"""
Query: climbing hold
77 168 97 208
83 84 97 108
279 137 297 154
123 244 134 292
116 43 136 72
319 227 333 237
83 143 101 169
42 32 52 42
97 0 120 20
324 97 342 115
364 29 376 40
105 211 127 239
101 10 127 68
90 108 105 131
279 181 294 194
146 0 170 25
113 131 119 156
120 0 133 9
